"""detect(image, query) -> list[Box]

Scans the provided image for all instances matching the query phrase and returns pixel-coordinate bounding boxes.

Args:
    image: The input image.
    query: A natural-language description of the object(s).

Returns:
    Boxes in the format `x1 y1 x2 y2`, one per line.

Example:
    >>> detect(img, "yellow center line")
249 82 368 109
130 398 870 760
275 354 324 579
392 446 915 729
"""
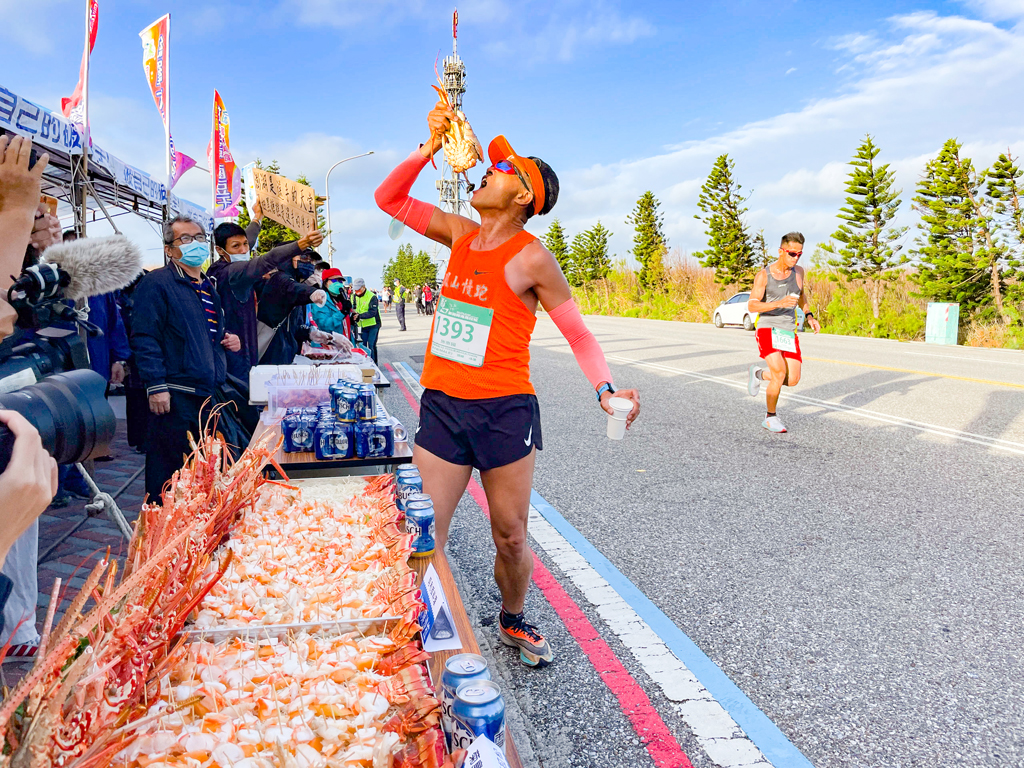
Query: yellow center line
803 357 1024 390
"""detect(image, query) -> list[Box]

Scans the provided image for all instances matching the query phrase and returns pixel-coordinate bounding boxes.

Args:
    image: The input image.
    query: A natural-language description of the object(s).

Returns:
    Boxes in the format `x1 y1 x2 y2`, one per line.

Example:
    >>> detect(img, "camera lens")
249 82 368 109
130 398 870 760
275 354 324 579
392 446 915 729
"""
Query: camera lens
0 370 115 472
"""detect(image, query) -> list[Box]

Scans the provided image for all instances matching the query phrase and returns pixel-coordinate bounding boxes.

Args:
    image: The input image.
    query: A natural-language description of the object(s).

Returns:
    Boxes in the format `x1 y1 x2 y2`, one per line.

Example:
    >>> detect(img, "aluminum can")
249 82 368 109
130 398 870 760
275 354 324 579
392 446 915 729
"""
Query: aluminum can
440 654 490 748
399 491 430 515
355 384 376 421
369 418 394 458
281 414 300 453
332 421 354 459
354 420 374 458
450 679 505 751
396 472 423 504
405 498 435 558
314 419 337 460
333 383 358 422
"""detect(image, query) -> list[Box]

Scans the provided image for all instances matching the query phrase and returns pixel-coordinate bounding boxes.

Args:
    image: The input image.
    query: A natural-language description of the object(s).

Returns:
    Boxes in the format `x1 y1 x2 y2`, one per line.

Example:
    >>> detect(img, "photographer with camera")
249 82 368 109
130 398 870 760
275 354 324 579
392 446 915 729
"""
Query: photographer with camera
0 134 56 658
0 410 58 647
131 215 244 501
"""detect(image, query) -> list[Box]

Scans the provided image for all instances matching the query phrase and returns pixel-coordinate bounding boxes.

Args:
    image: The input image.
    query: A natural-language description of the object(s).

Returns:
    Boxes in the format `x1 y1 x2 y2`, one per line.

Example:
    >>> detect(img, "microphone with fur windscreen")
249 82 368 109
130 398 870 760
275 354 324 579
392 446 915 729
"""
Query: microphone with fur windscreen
38 235 144 300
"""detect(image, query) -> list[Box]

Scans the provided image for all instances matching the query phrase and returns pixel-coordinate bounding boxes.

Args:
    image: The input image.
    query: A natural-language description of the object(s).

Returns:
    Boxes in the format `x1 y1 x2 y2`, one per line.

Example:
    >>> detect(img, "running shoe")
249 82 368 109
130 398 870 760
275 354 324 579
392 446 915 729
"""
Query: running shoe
499 610 553 668
3 643 38 664
747 364 762 397
762 416 787 433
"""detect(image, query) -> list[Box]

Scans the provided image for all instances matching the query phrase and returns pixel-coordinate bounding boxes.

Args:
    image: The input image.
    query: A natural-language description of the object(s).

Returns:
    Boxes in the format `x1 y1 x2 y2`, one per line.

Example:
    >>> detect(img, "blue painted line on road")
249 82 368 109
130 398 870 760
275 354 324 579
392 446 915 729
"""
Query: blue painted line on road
530 488 814 768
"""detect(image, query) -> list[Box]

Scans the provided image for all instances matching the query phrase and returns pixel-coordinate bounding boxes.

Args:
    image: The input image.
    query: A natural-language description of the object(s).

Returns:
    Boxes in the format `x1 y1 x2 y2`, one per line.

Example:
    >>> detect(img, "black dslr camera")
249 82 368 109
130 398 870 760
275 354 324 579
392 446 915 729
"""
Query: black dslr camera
0 256 115 473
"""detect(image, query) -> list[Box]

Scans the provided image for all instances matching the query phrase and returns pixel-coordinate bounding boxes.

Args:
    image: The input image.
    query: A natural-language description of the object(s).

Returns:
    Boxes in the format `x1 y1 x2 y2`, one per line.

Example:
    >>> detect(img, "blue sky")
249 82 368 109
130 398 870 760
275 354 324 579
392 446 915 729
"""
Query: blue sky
4 0 1024 279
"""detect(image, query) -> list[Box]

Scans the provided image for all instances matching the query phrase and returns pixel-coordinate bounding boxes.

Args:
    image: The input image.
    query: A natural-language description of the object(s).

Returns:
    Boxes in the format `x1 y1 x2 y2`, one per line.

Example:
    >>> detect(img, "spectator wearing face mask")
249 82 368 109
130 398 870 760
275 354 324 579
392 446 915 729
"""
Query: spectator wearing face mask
131 215 246 500
207 200 324 380
309 268 353 341
255 255 331 364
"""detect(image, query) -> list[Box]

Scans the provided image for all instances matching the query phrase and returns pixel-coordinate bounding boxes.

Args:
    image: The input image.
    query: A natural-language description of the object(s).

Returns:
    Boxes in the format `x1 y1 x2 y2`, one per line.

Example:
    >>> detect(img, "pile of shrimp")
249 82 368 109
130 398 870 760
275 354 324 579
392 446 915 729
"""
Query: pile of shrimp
193 478 422 630
113 475 451 768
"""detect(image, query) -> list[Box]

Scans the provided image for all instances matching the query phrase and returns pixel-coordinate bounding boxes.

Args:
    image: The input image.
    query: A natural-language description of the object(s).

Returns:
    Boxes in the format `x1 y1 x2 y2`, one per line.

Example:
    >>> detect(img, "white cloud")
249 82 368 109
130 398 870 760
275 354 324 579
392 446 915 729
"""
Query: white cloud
544 8 1024 264
291 0 652 62
961 0 1024 20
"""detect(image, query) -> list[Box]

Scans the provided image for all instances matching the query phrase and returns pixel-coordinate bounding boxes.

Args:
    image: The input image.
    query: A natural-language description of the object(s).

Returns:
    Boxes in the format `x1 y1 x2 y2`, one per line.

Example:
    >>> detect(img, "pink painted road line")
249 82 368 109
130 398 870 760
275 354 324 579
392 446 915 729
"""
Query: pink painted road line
383 363 693 768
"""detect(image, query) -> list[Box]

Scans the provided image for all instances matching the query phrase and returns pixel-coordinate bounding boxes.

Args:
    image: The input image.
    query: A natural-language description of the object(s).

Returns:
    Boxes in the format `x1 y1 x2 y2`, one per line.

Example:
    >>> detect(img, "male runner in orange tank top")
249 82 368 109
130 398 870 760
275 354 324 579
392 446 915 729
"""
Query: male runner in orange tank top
376 102 641 667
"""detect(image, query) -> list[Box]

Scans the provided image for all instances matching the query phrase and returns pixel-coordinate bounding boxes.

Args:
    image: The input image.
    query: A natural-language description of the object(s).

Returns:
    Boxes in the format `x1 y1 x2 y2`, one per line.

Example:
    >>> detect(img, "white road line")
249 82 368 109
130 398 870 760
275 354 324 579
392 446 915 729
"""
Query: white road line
527 506 773 768
392 361 424 395
606 354 1024 456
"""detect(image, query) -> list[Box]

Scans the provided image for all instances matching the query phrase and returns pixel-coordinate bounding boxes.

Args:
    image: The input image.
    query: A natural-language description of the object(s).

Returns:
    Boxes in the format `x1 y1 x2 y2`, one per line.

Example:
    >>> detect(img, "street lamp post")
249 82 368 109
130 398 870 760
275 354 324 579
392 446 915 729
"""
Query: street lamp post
324 151 374 265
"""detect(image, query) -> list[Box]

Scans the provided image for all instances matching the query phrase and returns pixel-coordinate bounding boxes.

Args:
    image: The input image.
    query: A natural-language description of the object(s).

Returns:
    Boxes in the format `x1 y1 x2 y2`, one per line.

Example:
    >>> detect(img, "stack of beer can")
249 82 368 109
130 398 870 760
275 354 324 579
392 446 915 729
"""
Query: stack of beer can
396 466 435 558
440 653 506 751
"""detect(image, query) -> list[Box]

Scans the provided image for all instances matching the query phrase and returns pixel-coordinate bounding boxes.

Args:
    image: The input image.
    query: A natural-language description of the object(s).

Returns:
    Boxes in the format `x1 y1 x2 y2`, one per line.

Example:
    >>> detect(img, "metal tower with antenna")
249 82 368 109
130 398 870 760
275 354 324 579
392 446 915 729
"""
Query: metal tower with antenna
433 9 472 272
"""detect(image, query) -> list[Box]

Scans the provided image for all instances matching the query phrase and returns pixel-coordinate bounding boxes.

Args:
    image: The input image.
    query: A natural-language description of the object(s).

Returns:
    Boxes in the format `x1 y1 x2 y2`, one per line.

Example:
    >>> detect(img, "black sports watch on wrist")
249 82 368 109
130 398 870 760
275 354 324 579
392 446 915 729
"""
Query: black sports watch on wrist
596 382 615 403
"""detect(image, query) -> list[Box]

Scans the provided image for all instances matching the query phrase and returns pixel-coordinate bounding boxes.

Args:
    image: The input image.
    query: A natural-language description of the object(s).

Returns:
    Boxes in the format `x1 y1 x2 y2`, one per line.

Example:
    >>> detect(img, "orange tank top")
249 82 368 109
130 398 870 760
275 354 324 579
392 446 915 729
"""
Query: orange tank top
421 229 537 399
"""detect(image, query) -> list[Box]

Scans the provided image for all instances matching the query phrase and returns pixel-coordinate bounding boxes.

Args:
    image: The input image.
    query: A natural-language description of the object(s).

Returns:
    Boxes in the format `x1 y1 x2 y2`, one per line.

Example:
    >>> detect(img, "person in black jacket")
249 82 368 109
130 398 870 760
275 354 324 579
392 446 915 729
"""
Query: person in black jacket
131 215 244 500
207 200 324 380
255 254 339 365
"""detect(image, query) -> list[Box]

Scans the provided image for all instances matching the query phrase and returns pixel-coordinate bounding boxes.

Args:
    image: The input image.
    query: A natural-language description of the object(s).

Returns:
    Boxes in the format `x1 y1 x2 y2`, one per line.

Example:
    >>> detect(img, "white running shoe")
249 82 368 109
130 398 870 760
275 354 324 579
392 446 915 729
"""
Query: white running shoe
748 364 762 397
762 415 787 433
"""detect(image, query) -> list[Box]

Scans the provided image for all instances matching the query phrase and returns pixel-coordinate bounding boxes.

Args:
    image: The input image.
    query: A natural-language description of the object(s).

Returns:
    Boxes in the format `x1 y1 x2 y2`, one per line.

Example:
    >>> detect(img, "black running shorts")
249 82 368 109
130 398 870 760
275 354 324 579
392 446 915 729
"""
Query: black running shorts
416 389 542 471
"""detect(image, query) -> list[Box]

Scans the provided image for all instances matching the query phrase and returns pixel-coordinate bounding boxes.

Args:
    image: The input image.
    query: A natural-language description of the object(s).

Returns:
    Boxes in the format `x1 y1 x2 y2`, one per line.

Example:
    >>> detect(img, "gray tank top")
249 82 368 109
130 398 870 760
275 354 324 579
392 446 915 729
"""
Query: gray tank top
757 267 800 329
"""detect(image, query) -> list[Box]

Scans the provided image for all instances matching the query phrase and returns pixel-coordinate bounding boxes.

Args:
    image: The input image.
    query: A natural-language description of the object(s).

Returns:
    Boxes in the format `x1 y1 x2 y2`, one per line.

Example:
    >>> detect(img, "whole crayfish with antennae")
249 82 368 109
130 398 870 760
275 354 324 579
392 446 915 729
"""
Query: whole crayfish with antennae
431 59 483 176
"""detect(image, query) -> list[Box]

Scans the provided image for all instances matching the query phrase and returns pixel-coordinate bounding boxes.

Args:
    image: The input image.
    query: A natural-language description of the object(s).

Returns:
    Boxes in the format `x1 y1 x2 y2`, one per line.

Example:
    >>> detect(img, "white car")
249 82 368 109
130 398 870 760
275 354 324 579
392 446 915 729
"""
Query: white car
713 292 758 331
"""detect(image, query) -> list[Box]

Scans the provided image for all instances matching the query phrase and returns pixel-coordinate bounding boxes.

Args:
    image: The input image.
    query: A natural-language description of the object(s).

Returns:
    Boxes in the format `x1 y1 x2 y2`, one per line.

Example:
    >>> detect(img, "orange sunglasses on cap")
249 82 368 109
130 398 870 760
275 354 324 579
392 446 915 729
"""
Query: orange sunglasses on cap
487 135 545 216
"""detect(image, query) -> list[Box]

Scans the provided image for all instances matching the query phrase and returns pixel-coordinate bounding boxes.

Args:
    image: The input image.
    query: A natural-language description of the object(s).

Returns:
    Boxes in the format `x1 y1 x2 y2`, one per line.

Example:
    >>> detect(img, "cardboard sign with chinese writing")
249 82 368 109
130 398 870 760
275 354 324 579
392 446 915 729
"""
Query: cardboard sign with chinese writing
251 167 317 234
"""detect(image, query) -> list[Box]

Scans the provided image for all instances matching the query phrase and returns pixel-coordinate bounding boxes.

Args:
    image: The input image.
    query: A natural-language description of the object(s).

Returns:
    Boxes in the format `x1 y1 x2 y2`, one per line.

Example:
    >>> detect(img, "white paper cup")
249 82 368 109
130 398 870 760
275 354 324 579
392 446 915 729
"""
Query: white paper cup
606 396 633 440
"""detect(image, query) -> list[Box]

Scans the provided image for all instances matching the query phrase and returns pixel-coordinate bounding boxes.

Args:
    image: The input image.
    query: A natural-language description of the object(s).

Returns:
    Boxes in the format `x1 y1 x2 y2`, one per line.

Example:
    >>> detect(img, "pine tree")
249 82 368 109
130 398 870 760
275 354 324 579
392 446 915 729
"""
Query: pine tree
567 232 588 287
693 154 756 288
983 151 1024 322
543 219 572 278
753 230 771 269
911 139 1007 319
583 221 613 281
626 192 667 290
820 135 907 322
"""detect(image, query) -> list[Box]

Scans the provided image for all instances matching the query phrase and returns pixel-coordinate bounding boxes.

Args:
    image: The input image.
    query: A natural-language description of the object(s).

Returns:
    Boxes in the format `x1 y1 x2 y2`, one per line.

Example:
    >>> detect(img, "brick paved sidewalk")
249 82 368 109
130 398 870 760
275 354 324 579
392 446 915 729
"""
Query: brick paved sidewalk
1 412 146 686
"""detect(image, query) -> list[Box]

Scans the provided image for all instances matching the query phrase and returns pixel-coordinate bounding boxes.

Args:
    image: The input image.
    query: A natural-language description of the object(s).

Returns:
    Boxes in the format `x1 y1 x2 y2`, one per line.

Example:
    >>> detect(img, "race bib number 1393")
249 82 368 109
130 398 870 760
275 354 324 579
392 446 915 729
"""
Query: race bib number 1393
430 296 493 367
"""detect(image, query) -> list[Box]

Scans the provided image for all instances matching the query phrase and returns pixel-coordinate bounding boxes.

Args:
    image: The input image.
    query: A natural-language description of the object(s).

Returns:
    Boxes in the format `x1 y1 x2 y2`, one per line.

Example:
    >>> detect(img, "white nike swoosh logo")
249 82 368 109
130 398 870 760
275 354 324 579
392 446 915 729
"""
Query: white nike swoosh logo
524 426 532 446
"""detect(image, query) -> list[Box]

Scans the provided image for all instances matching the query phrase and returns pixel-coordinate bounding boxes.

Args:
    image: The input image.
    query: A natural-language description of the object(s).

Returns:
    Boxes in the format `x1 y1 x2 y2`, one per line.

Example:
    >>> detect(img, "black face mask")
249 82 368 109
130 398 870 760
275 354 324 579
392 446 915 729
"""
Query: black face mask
295 262 315 280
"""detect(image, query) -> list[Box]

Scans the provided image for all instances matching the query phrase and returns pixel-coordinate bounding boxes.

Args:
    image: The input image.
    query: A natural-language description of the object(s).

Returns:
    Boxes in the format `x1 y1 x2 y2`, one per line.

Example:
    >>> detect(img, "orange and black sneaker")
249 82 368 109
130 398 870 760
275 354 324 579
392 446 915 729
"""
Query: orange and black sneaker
498 608 553 667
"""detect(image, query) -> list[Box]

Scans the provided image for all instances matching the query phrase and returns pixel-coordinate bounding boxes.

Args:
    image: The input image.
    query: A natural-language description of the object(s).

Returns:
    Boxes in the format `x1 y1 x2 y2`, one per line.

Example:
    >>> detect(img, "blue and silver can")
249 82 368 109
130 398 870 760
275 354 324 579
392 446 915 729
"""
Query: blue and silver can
314 419 337 460
406 497 435 558
396 471 423 504
355 384 376 421
331 421 354 459
440 654 490 748
281 414 300 453
333 383 359 422
450 679 505 751
295 415 316 452
399 491 430 515
369 418 394 458
354 420 374 458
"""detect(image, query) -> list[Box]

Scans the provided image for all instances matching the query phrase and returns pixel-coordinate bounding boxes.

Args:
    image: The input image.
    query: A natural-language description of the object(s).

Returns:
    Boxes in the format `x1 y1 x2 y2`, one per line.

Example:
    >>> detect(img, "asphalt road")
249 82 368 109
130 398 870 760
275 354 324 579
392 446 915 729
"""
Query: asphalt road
376 309 1024 768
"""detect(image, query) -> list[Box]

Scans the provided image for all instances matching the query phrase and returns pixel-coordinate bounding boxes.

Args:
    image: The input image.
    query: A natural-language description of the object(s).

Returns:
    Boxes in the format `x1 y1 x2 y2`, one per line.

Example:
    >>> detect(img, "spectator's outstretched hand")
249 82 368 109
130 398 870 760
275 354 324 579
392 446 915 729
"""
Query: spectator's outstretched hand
296 230 324 250
0 135 48 217
0 410 58 569
310 289 327 307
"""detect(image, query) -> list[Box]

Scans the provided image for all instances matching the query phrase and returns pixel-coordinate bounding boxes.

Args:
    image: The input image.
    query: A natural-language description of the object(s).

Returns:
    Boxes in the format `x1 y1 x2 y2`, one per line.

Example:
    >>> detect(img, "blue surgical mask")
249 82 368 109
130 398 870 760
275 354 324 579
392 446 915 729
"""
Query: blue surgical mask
178 240 209 267
229 250 250 263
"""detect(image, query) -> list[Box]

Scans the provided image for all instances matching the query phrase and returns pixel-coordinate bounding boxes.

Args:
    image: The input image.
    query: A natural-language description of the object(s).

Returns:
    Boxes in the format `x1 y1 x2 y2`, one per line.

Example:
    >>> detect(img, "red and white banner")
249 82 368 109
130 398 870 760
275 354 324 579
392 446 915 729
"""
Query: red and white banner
61 0 99 127
209 90 240 218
